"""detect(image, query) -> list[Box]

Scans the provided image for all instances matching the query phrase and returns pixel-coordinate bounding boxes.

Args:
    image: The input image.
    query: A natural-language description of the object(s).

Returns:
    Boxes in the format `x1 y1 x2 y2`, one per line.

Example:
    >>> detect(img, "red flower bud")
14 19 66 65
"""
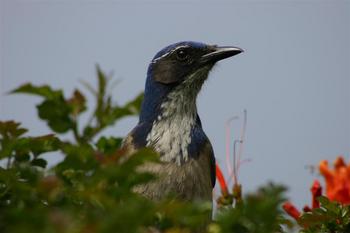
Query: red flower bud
283 202 301 220
216 164 229 196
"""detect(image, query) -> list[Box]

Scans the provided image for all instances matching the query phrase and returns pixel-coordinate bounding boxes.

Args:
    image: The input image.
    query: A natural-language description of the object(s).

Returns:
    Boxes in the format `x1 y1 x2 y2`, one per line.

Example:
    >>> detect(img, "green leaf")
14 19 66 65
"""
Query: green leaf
11 83 63 100
298 195 350 232
14 135 61 160
318 196 340 215
95 65 108 122
37 100 74 133
28 134 62 156
216 184 289 233
110 92 144 122
96 65 107 101
96 136 123 155
67 89 87 116
0 121 28 138
124 92 144 115
11 84 79 134
92 148 160 193
55 143 97 173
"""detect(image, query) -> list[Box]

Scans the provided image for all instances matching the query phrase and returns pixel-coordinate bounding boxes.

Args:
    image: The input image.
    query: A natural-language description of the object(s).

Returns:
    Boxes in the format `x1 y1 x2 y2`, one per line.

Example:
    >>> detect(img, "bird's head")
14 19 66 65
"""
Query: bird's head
140 41 243 122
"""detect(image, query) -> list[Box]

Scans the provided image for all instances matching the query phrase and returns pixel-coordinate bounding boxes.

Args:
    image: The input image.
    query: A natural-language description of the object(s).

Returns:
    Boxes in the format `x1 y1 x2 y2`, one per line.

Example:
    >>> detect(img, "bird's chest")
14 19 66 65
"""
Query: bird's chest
146 93 197 165
146 114 195 164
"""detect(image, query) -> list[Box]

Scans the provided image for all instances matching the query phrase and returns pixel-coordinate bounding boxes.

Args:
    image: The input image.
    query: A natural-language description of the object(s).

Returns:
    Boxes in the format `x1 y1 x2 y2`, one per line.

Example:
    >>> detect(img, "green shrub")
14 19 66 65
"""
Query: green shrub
1 66 292 233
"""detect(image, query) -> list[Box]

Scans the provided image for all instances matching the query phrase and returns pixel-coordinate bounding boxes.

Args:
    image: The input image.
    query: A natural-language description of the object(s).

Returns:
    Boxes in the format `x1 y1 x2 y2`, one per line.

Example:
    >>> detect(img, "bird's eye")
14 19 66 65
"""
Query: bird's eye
176 49 189 61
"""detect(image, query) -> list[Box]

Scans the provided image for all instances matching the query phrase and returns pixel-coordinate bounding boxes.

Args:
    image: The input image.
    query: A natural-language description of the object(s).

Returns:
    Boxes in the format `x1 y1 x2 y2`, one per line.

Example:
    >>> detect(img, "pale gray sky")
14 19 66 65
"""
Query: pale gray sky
1 0 349 209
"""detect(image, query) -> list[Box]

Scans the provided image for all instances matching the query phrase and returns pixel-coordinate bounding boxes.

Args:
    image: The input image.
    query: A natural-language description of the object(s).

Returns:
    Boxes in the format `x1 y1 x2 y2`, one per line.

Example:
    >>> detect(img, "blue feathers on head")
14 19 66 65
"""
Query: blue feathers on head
151 41 207 62
140 41 208 123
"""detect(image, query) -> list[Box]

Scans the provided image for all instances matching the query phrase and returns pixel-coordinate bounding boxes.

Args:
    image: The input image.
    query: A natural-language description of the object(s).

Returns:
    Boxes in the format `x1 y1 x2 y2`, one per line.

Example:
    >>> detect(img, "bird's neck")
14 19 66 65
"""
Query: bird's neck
140 66 210 124
144 83 202 165
139 68 211 165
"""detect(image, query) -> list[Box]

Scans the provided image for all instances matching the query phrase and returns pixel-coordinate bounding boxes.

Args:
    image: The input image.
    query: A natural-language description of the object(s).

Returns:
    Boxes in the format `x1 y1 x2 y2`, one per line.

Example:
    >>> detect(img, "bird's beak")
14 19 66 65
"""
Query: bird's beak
200 46 243 65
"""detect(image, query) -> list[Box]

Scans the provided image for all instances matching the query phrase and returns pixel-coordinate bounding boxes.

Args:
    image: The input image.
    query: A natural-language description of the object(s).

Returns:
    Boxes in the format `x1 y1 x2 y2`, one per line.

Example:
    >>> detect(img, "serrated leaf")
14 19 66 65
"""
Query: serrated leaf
124 92 144 114
318 196 340 215
318 196 330 207
37 100 74 133
11 83 63 100
96 65 107 100
108 92 144 124
67 89 87 116
56 143 97 173
96 136 123 155
0 121 28 138
95 65 108 123
30 135 61 156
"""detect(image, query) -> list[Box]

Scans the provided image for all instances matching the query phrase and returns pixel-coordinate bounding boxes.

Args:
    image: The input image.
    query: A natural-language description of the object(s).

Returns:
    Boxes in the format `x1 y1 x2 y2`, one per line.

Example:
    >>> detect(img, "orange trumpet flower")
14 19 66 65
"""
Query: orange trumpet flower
319 156 350 204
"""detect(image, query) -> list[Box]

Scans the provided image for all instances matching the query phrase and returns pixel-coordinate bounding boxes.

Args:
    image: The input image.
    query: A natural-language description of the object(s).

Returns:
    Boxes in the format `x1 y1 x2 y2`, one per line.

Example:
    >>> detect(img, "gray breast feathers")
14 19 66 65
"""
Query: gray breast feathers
122 134 213 202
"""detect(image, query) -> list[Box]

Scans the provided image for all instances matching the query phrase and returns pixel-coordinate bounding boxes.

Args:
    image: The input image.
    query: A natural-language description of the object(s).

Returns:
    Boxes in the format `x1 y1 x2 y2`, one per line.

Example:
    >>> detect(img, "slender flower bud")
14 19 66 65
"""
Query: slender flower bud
311 180 322 209
283 202 301 220
216 164 229 196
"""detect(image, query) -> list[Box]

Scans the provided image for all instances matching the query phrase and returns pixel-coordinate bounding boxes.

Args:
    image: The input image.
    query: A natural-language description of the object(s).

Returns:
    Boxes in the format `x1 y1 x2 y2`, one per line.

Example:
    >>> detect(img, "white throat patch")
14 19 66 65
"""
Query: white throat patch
146 67 211 165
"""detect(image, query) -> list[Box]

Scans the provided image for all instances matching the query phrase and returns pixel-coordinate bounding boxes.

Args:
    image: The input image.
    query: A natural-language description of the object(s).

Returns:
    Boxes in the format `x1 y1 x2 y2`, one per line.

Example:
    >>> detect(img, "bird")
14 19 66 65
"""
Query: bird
123 41 243 202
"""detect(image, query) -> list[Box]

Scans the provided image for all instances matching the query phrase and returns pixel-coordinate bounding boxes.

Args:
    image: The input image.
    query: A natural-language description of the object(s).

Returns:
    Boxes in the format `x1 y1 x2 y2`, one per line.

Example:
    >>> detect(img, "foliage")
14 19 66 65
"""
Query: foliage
283 157 350 233
11 65 143 143
1 66 292 233
214 184 291 233
298 196 350 233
